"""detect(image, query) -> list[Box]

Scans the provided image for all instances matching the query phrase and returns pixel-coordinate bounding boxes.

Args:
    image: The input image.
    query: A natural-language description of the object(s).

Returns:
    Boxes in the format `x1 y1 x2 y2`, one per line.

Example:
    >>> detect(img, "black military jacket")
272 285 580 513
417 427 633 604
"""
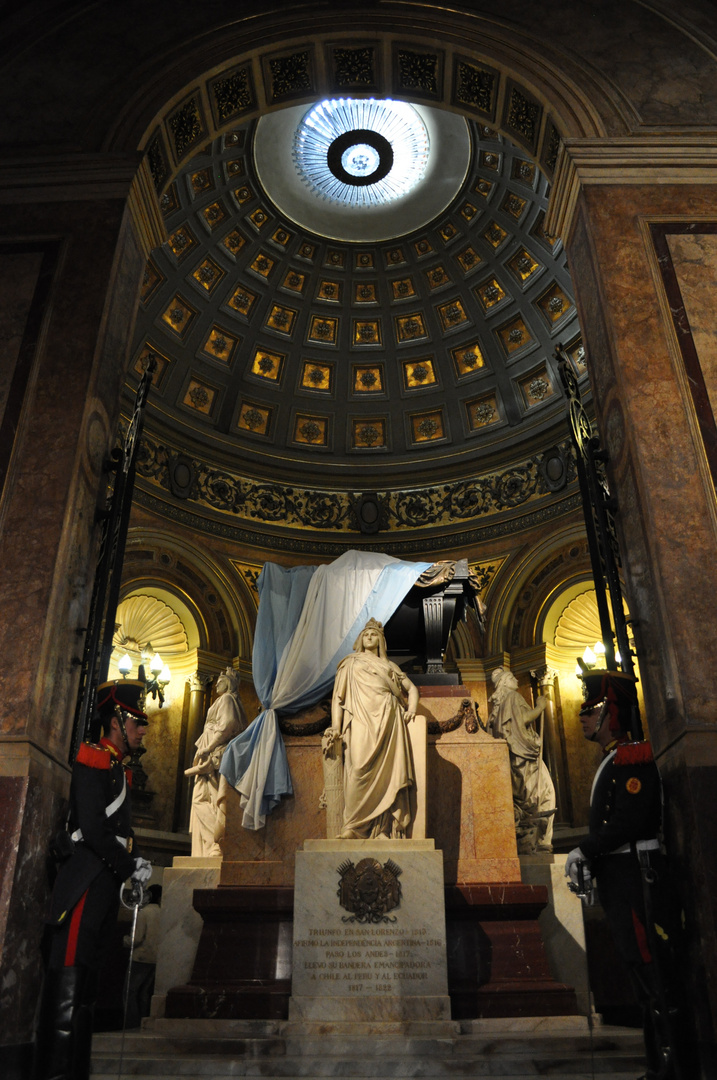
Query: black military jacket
581 741 662 864
49 739 137 924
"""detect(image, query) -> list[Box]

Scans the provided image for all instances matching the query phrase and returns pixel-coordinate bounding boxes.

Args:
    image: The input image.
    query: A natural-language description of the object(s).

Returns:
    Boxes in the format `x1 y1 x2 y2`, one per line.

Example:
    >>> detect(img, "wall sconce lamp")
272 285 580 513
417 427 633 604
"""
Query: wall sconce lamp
574 640 610 678
117 642 171 706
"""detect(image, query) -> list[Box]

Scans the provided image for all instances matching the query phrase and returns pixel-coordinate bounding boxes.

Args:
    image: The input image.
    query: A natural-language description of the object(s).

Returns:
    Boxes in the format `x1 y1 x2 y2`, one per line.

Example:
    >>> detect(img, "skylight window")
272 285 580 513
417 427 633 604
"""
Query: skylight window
293 98 430 208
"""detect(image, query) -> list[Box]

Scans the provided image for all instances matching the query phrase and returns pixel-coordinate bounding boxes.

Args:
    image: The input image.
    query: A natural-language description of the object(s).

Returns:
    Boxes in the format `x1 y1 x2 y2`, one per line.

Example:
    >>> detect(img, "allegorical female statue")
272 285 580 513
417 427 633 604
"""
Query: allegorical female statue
185 668 246 856
489 666 555 853
327 618 419 840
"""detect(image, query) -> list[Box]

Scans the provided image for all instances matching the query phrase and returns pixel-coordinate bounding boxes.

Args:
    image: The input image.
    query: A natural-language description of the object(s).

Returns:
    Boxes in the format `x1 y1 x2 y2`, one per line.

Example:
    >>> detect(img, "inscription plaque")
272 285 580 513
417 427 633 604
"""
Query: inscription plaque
290 840 450 1021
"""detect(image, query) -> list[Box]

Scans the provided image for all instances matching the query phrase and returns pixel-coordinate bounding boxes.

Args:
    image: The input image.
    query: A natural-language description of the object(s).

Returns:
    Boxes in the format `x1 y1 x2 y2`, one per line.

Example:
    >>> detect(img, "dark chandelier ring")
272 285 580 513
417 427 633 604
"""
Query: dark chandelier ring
326 130 394 187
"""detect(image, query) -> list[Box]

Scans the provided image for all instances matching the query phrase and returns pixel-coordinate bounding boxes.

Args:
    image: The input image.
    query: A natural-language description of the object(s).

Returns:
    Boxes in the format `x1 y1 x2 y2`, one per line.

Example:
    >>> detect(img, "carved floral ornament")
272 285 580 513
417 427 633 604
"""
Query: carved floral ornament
134 428 576 534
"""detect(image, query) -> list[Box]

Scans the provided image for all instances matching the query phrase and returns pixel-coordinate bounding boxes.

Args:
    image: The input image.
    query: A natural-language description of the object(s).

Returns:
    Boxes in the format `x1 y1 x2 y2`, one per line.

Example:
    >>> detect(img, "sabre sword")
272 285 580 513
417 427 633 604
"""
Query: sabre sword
566 860 596 1080
117 879 144 1080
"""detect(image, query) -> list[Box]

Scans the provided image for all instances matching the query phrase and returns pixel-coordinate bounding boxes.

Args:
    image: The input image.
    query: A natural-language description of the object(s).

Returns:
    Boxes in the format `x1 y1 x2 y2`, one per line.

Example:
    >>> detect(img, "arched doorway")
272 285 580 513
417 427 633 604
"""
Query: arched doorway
2 4 717 1073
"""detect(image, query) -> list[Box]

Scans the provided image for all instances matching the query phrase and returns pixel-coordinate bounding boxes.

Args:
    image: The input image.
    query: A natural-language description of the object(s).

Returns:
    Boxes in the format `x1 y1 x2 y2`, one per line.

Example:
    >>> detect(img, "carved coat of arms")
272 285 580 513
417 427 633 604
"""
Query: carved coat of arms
337 857 402 923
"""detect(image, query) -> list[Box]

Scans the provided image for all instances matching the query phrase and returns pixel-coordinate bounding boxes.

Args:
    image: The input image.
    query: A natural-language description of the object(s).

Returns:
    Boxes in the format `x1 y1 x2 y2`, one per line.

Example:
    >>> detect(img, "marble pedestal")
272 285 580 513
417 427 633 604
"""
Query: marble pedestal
289 839 451 1022
220 689 520 888
151 857 221 1018
520 854 590 1015
162 877 577 1021
163 692 575 1023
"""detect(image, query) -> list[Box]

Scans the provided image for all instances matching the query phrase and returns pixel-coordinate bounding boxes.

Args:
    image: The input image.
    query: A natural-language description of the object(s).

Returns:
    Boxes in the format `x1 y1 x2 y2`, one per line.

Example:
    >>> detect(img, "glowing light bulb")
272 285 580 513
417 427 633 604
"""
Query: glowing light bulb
118 653 132 676
582 646 597 668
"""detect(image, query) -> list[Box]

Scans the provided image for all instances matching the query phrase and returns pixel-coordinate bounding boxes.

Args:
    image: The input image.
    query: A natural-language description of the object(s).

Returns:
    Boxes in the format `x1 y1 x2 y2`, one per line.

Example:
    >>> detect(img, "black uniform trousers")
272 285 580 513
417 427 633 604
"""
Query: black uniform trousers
595 850 687 1078
47 863 121 972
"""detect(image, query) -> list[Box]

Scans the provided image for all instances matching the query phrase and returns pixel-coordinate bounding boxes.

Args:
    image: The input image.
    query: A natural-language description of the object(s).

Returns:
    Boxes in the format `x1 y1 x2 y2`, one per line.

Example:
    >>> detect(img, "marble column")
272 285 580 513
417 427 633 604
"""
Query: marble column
547 136 717 1070
531 666 571 824
0 154 164 1066
177 670 213 833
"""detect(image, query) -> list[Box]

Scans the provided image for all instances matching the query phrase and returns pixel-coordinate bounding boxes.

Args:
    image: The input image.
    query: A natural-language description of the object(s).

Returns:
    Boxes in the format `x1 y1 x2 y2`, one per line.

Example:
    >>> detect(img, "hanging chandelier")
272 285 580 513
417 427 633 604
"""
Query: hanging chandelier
293 97 430 208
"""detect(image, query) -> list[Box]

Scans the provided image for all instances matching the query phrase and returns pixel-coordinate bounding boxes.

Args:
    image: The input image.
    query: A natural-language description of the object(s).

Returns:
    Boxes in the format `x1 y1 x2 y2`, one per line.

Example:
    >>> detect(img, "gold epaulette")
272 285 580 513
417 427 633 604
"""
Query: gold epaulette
614 741 654 766
76 742 112 769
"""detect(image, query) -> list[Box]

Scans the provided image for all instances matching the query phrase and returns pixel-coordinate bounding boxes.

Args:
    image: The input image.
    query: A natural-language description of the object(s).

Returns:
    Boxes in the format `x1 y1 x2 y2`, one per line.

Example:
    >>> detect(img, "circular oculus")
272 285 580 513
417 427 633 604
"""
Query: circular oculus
292 97 430 208
327 130 394 186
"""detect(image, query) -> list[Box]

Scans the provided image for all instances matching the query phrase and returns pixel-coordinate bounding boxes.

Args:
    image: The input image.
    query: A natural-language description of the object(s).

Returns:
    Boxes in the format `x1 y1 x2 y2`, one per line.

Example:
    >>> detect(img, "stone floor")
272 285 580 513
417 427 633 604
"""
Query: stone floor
92 1015 646 1078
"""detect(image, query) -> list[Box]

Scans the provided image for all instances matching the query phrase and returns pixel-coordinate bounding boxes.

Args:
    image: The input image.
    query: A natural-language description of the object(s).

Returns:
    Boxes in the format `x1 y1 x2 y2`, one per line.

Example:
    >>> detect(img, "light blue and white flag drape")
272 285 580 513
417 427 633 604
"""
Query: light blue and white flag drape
220 550 431 829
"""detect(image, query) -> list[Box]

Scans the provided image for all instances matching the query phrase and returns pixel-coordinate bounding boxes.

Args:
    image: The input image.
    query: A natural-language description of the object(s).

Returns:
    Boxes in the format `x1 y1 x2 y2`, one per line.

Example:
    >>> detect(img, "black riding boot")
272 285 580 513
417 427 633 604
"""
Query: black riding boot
32 966 94 1080
73 967 97 1080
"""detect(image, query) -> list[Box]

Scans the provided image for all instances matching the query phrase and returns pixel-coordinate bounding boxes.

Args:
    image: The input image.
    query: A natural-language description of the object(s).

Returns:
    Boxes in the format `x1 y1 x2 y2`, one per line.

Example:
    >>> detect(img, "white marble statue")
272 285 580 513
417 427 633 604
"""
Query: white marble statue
489 666 555 853
327 618 419 840
185 668 246 857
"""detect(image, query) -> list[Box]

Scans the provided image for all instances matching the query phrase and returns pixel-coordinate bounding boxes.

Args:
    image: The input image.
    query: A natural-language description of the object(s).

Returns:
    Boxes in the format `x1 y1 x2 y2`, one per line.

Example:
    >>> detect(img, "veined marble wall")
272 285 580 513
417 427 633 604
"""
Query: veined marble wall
563 180 717 1068
661 228 717 489
0 247 45 471
0 192 147 1058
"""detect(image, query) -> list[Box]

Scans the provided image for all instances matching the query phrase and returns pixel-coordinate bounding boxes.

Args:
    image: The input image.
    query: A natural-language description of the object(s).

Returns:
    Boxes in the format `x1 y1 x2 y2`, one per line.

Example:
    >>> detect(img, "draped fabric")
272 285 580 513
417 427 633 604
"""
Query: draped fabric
220 550 430 829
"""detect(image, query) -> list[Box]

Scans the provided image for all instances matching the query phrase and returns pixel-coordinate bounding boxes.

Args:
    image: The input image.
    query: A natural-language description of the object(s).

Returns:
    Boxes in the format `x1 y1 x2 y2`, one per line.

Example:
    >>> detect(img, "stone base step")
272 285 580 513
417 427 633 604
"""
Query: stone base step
93 1066 644 1079
93 1075 643 1080
92 1069 644 1080
92 1017 645 1077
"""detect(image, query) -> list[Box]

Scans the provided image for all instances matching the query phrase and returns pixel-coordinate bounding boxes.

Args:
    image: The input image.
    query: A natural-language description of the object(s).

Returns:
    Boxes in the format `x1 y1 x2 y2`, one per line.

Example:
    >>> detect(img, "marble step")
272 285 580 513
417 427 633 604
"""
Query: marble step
92 1039 644 1062
92 1063 644 1079
97 1016 642 1044
92 1068 644 1080
93 1074 644 1080
92 1025 646 1077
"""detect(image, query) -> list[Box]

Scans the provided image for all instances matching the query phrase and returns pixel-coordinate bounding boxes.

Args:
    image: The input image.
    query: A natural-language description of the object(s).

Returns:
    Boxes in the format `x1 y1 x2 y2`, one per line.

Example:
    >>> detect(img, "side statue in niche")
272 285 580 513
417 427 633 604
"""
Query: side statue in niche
185 668 247 857
489 666 556 853
323 618 419 840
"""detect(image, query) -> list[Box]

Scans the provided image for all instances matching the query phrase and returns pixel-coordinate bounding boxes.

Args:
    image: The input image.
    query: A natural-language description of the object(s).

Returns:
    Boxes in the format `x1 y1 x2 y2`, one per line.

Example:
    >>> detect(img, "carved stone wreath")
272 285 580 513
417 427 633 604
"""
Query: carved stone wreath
426 698 480 735
277 700 331 736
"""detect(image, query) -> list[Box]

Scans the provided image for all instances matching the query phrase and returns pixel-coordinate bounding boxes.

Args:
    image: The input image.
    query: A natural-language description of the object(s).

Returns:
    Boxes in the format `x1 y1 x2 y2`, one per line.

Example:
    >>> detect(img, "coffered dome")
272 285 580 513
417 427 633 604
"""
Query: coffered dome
130 100 586 546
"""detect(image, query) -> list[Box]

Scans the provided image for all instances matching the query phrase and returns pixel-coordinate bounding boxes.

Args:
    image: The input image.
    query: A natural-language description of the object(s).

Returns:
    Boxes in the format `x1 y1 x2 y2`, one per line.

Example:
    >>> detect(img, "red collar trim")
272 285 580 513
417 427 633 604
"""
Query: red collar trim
100 737 124 761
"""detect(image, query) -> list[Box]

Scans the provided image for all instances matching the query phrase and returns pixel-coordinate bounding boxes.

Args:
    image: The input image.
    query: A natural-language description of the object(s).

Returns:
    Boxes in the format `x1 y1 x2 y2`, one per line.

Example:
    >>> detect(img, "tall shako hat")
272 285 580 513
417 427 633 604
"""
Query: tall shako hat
96 679 148 722
579 669 637 738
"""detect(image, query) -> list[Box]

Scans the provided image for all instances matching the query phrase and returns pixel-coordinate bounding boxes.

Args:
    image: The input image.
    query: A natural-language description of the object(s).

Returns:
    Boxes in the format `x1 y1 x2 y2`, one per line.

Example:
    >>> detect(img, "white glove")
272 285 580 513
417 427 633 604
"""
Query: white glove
132 856 152 884
564 847 586 886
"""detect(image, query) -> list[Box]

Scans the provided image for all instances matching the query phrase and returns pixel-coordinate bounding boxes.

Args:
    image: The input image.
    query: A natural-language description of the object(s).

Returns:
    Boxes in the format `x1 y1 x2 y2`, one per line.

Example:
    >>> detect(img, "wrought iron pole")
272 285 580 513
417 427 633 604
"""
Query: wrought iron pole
70 361 155 761
556 345 642 739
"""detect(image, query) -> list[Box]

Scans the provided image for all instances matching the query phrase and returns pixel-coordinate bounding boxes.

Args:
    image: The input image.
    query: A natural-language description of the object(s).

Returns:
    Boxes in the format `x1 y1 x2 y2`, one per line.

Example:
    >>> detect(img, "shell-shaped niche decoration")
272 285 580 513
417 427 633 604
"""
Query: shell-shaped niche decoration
113 594 188 657
554 589 628 653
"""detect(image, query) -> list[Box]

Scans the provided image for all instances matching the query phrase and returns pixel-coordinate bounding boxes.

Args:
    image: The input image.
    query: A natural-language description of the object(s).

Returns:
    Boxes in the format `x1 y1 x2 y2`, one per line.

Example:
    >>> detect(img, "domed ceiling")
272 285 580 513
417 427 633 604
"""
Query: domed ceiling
130 101 587 550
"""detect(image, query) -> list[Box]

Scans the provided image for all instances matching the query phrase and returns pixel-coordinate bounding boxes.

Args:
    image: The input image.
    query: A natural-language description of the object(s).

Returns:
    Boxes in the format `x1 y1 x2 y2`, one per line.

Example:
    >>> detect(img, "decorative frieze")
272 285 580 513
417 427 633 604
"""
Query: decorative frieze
133 430 576 534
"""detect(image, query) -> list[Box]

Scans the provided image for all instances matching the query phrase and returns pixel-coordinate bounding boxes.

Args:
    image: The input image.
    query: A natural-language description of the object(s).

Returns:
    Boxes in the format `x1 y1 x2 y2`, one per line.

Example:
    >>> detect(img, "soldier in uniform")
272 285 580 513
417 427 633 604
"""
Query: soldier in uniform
565 670 686 1080
33 680 152 1080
